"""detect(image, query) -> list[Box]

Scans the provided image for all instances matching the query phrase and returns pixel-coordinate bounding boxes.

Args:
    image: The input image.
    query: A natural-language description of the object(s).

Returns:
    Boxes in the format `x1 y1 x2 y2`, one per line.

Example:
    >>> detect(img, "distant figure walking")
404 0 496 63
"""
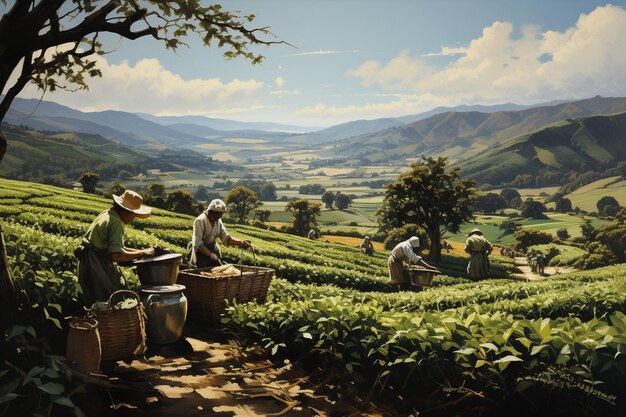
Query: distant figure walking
464 228 493 280
360 236 374 256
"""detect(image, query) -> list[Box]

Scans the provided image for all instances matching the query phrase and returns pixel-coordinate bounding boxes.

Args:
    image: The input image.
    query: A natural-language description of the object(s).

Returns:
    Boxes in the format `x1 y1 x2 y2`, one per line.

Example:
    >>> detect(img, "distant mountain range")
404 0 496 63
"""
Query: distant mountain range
326 96 626 164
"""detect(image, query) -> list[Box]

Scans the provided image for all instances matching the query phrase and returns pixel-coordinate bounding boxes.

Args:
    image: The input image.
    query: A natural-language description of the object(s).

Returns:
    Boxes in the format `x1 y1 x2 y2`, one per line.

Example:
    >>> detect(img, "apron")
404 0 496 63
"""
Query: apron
74 240 126 307
192 242 223 269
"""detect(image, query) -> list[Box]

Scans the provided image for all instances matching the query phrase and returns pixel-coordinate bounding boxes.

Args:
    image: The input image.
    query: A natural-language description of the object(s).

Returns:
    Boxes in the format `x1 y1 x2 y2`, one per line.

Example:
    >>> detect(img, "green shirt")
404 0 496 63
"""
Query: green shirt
84 208 124 254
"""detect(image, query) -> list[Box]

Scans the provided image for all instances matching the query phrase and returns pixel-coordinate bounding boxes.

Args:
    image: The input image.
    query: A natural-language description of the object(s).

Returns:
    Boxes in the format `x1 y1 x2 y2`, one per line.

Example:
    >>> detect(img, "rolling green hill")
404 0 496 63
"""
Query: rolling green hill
0 123 174 184
458 112 626 186
329 95 626 164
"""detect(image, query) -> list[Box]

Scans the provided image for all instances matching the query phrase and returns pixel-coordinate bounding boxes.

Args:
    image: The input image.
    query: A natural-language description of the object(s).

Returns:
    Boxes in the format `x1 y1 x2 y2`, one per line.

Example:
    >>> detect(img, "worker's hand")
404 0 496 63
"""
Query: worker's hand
242 240 252 249
209 252 220 263
143 247 155 258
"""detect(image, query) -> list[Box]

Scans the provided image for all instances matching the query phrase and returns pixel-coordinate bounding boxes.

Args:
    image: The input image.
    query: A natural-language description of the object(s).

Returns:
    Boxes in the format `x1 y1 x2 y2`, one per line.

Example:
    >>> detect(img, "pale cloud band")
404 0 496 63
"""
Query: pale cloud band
15 55 266 116
291 49 361 56
310 4 626 120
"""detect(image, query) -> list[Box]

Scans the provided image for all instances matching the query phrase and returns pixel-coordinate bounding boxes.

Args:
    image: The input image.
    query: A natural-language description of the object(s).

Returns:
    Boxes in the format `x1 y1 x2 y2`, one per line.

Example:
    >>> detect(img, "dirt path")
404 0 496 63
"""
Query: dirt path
510 256 578 281
77 324 396 417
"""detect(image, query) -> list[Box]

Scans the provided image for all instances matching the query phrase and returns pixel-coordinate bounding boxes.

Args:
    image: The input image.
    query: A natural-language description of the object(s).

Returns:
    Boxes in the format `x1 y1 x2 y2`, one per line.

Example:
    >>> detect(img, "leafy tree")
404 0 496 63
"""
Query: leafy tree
377 157 476 261
147 183 166 197
383 224 429 250
285 199 321 236
255 209 271 223
298 184 326 195
335 192 352 211
195 185 210 201
500 188 521 207
499 220 519 235
555 197 573 213
475 193 507 214
556 228 570 240
509 196 522 209
520 198 547 219
513 229 553 251
118 169 133 180
225 186 261 224
108 181 126 196
597 196 620 215
259 182 278 201
0 1 283 164
78 172 100 194
321 191 336 210
165 190 198 215
580 220 598 242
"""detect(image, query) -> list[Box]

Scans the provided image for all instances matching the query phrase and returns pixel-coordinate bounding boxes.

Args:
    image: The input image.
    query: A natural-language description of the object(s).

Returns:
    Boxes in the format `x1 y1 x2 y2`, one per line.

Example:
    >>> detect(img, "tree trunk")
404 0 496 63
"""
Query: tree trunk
428 227 442 262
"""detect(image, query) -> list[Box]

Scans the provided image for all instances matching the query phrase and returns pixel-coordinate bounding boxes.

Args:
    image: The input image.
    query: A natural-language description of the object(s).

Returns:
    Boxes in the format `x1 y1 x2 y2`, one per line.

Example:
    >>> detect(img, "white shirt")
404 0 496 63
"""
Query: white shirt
191 212 231 252
391 240 422 264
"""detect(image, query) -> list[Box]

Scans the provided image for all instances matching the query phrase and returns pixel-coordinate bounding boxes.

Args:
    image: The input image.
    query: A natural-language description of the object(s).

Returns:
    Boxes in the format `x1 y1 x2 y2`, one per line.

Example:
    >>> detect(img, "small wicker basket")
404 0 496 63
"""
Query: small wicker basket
178 264 274 324
66 316 101 374
90 290 146 361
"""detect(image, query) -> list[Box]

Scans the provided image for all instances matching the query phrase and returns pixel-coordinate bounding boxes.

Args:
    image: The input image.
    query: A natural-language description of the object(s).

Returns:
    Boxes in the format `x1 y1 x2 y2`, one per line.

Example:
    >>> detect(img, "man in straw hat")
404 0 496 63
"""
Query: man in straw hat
388 236 436 290
464 228 493 280
190 199 252 268
75 190 155 306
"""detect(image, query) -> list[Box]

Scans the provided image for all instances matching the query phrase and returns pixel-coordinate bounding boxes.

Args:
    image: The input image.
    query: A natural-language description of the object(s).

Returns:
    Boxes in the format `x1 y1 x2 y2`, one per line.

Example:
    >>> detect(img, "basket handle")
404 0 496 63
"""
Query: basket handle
108 289 140 307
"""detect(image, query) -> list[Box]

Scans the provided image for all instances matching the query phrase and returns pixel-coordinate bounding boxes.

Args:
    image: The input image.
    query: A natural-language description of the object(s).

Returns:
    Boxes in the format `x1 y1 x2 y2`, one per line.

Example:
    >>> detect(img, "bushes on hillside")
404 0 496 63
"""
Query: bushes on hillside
514 229 553 251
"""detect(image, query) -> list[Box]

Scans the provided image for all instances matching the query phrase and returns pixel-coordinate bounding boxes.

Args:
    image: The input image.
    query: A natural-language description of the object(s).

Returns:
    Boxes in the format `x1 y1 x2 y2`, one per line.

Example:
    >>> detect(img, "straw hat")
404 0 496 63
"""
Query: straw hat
468 228 483 236
113 190 151 218
409 236 420 248
207 199 227 213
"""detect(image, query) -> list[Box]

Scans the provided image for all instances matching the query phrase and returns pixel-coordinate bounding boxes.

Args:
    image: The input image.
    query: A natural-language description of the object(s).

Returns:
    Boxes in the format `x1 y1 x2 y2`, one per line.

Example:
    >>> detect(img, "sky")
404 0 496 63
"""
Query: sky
8 0 626 128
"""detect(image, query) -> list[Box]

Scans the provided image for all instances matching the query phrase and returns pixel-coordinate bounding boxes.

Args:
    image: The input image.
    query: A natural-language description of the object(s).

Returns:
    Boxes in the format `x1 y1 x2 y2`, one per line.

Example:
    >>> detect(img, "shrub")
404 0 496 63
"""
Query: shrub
383 224 429 250
514 229 553 251
556 228 570 240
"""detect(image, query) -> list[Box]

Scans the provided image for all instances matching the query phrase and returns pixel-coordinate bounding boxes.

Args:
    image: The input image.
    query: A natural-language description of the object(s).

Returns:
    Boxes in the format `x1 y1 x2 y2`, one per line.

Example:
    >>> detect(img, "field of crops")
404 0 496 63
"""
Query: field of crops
1 177 625 416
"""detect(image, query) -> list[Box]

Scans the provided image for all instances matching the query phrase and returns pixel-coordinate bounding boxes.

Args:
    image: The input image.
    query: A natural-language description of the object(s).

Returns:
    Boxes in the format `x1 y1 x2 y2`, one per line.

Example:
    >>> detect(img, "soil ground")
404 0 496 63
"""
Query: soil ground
74 323 402 417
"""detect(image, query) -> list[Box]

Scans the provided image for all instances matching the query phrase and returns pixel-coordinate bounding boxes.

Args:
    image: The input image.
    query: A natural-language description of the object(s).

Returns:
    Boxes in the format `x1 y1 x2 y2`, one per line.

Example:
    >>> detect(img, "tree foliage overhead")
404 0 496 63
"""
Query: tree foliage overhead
377 157 476 261
0 0 285 162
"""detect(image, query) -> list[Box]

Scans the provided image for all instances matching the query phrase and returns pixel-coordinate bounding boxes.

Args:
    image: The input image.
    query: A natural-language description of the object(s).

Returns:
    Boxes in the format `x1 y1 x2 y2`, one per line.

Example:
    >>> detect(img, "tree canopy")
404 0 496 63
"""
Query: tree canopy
78 171 100 193
377 157 476 261
225 186 261 224
0 0 284 163
285 199 321 236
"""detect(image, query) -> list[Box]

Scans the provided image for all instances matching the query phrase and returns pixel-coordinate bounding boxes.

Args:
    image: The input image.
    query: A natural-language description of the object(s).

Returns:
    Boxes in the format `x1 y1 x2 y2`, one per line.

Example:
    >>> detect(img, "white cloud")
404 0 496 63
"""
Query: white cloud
347 5 626 104
275 76 285 87
270 89 301 96
421 46 468 57
15 55 266 116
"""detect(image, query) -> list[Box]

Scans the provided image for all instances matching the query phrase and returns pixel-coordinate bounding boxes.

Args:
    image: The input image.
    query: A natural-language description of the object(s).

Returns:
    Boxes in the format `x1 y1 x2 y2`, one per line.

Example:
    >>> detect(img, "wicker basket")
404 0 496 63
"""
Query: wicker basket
66 316 101 374
404 268 439 287
90 290 146 361
177 264 274 324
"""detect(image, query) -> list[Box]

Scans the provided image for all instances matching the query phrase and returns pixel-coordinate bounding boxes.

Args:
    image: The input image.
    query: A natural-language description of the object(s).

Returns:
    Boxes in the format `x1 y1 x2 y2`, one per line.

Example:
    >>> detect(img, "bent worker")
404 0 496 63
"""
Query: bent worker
307 229 319 240
190 199 252 268
75 190 155 307
388 236 436 291
464 228 493 280
360 236 374 256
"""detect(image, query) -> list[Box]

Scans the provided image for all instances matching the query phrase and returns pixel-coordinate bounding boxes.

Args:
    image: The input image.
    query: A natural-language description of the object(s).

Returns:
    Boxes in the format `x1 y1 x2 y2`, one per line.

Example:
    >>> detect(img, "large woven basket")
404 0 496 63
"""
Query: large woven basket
90 290 146 361
177 264 274 324
404 268 439 288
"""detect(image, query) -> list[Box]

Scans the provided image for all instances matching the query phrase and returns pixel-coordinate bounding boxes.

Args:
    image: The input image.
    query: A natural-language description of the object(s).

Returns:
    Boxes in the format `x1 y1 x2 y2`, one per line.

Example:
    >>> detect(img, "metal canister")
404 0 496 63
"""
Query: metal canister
138 284 187 344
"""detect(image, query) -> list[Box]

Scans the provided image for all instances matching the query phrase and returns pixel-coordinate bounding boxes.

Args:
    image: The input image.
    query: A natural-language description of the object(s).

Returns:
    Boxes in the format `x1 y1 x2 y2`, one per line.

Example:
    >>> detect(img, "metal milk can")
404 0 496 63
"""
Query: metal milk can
138 284 187 344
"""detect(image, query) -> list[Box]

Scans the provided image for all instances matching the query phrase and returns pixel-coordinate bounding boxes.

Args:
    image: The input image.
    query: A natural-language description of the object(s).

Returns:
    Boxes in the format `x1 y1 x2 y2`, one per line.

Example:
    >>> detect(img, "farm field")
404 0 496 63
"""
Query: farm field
1 177 625 416
564 176 626 212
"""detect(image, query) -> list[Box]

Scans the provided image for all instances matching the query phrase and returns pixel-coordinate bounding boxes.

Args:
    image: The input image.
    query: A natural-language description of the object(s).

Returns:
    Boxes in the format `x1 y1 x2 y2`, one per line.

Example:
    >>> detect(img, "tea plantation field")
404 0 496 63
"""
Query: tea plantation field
1 178 625 416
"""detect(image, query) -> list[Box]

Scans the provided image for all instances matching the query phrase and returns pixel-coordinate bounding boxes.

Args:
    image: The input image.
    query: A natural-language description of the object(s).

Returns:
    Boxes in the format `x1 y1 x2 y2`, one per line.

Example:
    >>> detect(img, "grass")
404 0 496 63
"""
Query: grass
564 176 626 212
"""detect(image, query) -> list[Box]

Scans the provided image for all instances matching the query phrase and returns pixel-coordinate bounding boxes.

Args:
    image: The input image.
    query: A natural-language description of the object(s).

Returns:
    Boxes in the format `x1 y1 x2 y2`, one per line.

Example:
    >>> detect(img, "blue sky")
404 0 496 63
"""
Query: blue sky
10 0 626 127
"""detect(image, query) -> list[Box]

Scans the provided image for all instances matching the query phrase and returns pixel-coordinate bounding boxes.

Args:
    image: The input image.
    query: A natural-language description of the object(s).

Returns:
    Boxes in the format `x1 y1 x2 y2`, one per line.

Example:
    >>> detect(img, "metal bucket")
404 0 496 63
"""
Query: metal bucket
138 284 187 344
134 253 183 285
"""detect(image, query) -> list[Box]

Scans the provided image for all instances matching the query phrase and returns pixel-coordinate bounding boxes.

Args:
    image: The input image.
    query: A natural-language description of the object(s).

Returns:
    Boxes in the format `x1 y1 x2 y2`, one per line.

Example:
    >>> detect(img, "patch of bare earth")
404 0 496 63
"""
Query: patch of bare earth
73 323 400 416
